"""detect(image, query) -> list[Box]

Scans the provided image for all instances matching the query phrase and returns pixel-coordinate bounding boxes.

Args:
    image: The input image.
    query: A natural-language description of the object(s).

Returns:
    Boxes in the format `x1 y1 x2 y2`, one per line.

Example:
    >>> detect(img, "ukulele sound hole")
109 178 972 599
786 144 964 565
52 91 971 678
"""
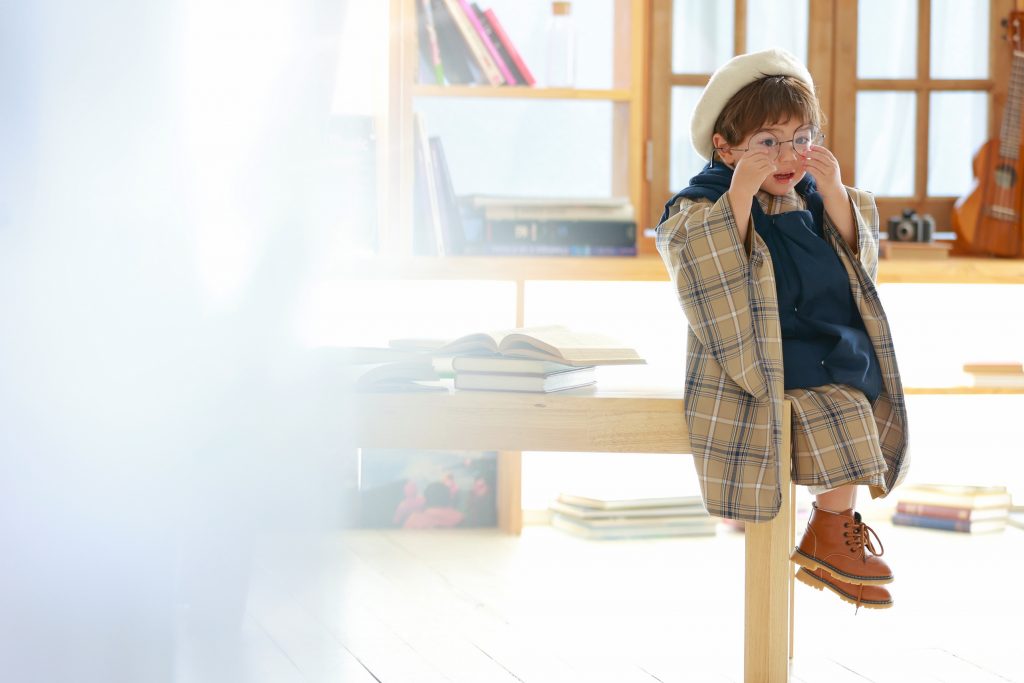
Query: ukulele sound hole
994 164 1017 188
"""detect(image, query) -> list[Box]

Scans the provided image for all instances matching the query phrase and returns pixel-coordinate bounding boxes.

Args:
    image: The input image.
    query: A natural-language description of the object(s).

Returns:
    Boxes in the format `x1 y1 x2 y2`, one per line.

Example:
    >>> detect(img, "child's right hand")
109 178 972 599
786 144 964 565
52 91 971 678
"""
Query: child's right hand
729 151 778 199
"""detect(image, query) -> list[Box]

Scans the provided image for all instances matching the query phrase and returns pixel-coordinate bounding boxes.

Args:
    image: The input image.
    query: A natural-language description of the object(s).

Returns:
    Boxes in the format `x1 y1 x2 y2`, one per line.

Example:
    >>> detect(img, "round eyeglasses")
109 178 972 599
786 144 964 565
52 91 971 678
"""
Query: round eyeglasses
717 125 825 160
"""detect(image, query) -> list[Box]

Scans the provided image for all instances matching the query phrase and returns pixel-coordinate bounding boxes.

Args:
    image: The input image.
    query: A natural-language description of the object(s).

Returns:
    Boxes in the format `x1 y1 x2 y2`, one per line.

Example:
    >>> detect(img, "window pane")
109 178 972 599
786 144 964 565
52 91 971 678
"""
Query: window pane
928 91 988 196
858 0 916 79
672 0 734 74
670 86 706 191
931 0 989 79
746 0 808 64
415 98 613 198
856 91 916 196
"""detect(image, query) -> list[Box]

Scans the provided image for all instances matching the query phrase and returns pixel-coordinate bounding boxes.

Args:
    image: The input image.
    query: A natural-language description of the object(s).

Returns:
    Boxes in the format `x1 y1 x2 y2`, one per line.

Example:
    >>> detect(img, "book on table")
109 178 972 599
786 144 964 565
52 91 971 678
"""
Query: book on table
454 366 596 393
390 324 645 367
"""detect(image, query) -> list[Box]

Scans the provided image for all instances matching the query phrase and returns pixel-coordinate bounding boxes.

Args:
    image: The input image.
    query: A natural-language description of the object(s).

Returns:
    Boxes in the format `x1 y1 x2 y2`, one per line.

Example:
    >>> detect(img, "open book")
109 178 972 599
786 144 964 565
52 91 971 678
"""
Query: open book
390 325 646 367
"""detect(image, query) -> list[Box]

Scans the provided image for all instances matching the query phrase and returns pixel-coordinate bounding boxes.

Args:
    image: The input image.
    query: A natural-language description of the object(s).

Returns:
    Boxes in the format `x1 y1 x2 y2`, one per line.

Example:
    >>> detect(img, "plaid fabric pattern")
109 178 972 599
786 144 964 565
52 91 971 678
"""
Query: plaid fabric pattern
657 184 909 522
786 383 887 493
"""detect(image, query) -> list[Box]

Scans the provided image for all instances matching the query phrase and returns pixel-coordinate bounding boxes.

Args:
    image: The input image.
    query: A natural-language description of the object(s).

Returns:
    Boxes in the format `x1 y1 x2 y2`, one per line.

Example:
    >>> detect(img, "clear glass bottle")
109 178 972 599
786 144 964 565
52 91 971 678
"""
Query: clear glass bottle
545 1 576 88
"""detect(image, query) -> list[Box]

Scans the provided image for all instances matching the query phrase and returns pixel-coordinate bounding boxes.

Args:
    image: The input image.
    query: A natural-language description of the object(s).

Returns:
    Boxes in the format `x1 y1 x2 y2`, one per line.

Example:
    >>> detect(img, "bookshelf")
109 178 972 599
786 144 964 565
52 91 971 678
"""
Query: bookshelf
382 0 652 257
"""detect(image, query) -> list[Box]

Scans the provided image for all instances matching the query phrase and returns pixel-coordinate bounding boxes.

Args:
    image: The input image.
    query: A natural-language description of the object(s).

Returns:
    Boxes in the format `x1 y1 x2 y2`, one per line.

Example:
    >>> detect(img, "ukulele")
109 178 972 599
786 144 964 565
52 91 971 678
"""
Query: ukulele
951 10 1024 258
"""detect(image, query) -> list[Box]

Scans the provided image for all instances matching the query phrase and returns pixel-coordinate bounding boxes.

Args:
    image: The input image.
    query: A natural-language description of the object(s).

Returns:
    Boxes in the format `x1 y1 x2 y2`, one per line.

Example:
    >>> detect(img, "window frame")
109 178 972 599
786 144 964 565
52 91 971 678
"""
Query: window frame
649 0 1013 237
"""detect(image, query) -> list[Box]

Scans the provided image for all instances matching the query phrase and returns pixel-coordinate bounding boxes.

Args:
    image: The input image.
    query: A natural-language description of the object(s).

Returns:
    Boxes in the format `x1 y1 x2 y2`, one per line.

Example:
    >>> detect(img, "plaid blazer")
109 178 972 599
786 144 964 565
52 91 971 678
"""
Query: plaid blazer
656 187 910 522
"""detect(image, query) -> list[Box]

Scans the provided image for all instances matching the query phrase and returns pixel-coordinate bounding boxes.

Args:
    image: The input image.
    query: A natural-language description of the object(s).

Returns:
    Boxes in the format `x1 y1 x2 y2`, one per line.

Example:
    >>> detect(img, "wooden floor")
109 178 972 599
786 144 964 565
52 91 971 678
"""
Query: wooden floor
181 521 1024 682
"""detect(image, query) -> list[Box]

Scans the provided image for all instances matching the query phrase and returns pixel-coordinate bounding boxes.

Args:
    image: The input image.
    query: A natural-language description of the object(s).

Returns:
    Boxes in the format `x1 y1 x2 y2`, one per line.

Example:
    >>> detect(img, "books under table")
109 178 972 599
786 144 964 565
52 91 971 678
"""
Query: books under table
893 483 1012 534
549 487 715 540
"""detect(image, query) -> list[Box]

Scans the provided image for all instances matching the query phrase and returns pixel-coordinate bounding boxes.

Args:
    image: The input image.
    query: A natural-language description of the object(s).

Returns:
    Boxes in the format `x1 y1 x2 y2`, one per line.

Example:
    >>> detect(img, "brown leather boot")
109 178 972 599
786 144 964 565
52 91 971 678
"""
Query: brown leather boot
790 503 893 585
796 567 893 611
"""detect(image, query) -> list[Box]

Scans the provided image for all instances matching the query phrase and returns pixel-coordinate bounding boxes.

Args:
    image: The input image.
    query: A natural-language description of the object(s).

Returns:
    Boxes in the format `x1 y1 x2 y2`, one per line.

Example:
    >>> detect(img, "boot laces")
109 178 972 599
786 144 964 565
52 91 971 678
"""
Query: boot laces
844 519 884 558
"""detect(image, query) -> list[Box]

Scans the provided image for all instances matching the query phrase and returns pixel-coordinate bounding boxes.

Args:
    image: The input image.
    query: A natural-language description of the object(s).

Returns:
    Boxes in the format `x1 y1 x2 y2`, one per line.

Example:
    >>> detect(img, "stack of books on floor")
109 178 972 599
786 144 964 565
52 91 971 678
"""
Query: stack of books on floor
459 195 637 256
391 325 646 393
892 484 1012 534
549 488 716 540
962 361 1024 388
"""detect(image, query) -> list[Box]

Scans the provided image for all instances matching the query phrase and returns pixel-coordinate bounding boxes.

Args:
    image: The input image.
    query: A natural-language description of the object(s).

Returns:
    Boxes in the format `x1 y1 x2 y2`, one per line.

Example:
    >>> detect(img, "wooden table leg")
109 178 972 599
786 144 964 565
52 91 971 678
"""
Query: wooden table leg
497 450 522 535
744 400 793 682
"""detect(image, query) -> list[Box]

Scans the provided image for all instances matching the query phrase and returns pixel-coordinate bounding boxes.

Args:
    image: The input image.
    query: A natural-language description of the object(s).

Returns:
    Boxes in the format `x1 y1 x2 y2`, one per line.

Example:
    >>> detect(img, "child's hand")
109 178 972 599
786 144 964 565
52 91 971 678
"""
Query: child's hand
730 150 777 199
803 145 845 201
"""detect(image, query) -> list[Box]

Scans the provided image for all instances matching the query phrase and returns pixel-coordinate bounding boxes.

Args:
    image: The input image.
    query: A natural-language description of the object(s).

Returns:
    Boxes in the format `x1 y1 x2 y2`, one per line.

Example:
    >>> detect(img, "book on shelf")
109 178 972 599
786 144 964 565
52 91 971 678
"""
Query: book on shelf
460 243 637 256
485 219 637 247
895 501 1009 522
896 483 1013 510
551 513 717 540
418 0 445 84
422 0 479 84
429 136 465 255
471 3 523 85
457 0 515 85
481 6 536 85
391 324 645 367
891 513 1006 534
439 0 503 85
454 365 596 392
413 113 445 256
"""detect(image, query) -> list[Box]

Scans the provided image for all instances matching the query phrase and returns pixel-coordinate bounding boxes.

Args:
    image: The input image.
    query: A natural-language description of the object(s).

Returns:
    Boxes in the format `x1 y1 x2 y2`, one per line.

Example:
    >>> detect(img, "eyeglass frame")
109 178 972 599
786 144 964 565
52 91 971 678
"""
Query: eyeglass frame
711 125 826 167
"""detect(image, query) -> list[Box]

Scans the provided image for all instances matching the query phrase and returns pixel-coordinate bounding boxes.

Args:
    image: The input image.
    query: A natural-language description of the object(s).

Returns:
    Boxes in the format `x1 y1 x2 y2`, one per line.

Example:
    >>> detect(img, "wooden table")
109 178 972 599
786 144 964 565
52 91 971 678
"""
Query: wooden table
352 373 797 682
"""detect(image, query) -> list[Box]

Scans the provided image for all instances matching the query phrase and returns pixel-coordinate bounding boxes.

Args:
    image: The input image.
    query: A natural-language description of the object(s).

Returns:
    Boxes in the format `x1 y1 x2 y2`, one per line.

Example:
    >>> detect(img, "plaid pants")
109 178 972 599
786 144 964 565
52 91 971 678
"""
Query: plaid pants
785 383 888 495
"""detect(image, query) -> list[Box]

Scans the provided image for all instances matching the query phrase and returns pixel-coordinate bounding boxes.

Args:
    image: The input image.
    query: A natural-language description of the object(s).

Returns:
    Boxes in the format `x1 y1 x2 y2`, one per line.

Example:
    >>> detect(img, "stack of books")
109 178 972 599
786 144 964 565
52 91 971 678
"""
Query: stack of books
549 488 717 540
962 361 1024 388
417 0 535 87
395 325 646 393
892 484 1012 534
460 195 637 257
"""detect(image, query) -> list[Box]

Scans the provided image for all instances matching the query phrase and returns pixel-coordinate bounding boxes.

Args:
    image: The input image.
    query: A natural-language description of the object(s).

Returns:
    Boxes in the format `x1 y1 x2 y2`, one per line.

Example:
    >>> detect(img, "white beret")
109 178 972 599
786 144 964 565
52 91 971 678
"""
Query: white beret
690 48 815 161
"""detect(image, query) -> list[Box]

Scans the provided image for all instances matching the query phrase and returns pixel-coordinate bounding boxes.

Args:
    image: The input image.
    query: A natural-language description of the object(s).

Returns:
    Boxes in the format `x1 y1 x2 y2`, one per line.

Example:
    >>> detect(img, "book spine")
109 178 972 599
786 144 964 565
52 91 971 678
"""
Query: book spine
461 243 638 257
419 0 445 84
442 0 503 85
895 502 974 520
429 0 478 84
414 114 445 256
484 8 536 86
470 3 519 85
459 0 515 85
485 219 637 247
892 513 970 532
429 137 465 254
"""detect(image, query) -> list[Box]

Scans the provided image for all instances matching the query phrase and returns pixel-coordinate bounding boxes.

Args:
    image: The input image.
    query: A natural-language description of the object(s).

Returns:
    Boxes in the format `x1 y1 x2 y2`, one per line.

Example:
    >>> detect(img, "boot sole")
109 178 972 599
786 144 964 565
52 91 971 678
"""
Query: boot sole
795 568 893 609
790 547 894 586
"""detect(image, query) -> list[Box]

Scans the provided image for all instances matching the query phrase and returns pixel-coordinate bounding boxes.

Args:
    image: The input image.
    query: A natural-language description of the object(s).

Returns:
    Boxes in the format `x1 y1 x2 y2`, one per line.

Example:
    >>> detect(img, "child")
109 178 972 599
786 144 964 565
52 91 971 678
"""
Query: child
655 49 910 612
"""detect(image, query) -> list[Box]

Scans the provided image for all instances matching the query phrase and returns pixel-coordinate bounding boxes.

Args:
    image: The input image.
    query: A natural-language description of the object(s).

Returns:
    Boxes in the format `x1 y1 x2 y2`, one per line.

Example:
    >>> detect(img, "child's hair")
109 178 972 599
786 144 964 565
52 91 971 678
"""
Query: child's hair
712 75 826 146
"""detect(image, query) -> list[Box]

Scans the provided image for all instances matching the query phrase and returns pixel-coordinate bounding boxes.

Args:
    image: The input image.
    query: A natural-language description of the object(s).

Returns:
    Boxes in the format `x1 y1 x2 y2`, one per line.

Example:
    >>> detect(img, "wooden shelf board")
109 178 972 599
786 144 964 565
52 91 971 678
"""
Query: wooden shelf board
412 85 634 101
337 255 1024 284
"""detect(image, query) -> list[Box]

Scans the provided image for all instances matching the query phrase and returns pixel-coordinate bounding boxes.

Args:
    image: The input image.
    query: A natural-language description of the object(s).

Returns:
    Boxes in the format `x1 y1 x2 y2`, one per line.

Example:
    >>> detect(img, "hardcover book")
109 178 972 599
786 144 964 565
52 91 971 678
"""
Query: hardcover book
395 324 646 367
891 513 1006 534
454 366 596 393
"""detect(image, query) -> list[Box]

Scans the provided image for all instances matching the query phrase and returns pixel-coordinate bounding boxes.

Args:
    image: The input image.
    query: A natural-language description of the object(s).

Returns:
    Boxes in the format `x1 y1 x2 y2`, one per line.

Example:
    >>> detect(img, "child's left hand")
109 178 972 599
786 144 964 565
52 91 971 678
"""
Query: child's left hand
802 145 845 200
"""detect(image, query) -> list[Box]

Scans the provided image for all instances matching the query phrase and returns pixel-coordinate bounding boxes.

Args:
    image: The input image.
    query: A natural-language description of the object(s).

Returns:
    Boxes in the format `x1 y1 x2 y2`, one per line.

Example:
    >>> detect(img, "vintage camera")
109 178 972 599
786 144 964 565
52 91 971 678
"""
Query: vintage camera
887 209 935 242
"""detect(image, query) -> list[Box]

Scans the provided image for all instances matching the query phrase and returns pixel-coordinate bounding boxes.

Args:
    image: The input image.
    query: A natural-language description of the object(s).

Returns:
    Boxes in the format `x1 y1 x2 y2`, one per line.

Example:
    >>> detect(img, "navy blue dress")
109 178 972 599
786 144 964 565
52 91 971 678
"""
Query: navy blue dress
661 162 884 403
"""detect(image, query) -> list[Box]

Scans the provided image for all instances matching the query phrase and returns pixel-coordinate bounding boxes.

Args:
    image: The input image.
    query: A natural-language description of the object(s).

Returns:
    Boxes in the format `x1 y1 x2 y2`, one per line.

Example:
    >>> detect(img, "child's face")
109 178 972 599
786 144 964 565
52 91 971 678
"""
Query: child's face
714 118 815 196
